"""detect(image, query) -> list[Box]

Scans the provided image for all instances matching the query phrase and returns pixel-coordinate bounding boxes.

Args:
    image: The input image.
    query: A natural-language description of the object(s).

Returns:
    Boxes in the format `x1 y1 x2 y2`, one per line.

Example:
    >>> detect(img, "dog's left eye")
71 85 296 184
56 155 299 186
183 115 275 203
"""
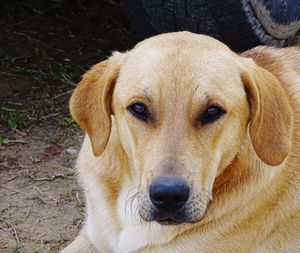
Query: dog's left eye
200 105 225 125
127 102 148 122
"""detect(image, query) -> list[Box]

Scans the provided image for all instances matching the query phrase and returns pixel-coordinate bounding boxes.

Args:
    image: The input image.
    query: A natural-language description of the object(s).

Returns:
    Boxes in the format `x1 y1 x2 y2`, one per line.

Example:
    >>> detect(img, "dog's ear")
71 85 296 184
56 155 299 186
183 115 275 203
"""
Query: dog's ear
70 54 124 156
241 63 293 166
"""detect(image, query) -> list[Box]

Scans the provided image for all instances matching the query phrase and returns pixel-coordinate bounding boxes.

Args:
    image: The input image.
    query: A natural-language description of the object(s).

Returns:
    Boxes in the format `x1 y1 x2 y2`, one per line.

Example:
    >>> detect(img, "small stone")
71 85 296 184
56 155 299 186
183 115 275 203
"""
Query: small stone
66 148 77 155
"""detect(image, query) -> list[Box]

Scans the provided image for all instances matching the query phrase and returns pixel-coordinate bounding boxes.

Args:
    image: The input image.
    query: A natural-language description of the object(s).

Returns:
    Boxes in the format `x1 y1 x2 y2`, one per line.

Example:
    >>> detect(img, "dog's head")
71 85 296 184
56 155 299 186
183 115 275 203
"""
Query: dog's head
70 32 293 225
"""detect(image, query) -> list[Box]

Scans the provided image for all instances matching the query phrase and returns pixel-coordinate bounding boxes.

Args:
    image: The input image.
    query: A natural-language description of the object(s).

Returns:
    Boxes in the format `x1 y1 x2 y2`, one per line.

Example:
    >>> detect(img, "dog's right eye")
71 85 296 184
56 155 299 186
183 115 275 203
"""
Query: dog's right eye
127 102 148 122
200 105 226 125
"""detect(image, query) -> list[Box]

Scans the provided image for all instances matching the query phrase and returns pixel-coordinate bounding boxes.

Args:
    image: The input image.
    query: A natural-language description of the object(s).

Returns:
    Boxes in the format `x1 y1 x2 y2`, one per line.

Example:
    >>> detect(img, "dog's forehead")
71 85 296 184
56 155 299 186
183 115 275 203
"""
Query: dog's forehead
133 32 230 51
125 34 234 67
116 33 243 101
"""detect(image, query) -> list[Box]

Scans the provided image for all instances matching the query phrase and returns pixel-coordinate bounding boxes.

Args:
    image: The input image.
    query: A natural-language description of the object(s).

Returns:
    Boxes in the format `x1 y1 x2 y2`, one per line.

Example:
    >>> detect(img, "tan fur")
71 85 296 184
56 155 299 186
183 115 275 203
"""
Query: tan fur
61 32 300 253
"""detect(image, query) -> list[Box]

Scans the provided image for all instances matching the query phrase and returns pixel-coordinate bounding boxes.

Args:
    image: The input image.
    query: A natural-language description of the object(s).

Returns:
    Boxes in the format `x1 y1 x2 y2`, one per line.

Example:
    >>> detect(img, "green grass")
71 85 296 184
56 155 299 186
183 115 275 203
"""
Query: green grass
0 135 5 146
0 107 20 130
60 116 75 127
56 64 80 84
8 112 19 130
61 191 72 200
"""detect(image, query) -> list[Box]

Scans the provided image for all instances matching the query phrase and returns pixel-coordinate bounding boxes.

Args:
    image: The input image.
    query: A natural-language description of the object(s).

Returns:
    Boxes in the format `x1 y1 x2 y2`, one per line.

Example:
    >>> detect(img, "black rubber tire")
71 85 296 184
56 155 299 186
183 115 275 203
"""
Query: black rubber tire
122 0 300 52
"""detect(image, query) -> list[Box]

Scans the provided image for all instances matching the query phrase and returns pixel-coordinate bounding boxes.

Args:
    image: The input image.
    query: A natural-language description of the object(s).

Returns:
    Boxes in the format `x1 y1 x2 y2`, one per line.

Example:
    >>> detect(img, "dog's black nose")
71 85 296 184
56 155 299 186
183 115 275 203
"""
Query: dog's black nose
149 177 190 212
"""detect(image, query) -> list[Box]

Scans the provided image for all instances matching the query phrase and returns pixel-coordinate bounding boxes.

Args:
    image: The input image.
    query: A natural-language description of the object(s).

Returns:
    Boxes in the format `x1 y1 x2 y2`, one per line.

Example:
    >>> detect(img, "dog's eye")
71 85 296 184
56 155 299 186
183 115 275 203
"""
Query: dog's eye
127 102 148 121
200 105 225 125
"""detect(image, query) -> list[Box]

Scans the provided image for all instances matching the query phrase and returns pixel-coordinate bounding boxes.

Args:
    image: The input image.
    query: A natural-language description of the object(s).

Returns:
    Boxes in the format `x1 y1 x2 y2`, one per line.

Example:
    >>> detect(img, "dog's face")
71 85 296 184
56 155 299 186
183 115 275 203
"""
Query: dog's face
113 36 249 224
70 32 293 225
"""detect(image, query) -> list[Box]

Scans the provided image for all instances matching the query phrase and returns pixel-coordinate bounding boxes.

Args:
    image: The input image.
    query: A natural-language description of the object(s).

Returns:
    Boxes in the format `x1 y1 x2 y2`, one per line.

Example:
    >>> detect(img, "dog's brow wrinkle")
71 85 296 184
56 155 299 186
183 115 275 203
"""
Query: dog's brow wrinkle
127 85 153 102
143 89 152 102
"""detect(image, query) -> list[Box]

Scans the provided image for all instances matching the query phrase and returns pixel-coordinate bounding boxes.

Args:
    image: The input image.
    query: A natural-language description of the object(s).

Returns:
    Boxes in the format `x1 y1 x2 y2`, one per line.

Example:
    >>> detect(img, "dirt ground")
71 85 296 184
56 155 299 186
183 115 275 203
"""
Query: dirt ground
0 1 139 252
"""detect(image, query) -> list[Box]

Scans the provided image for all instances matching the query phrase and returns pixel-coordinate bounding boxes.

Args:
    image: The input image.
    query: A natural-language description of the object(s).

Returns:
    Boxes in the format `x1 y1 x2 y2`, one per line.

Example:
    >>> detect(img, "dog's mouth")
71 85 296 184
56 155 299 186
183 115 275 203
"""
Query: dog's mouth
150 210 200 225
139 193 212 225
142 210 205 226
156 217 185 225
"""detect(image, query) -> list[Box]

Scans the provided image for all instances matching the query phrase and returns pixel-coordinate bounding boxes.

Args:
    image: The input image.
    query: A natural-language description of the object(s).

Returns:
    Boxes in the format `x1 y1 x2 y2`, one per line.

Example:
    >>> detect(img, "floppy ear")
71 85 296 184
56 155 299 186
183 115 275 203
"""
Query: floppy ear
70 54 123 156
241 64 293 166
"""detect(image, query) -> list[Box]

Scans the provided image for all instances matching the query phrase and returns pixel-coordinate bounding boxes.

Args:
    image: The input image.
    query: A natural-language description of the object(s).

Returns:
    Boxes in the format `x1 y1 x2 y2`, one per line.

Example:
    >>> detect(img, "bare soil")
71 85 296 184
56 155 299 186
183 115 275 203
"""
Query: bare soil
0 1 139 252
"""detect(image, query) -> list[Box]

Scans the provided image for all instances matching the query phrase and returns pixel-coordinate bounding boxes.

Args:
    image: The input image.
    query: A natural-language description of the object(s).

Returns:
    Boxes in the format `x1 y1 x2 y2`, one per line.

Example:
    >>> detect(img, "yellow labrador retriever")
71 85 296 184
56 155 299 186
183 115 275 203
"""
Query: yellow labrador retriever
61 32 300 253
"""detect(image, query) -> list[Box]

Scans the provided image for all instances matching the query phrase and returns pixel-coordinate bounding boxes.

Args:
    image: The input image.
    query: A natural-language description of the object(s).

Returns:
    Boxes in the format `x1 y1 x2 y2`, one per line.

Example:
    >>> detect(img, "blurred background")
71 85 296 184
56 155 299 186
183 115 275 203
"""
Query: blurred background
0 0 299 252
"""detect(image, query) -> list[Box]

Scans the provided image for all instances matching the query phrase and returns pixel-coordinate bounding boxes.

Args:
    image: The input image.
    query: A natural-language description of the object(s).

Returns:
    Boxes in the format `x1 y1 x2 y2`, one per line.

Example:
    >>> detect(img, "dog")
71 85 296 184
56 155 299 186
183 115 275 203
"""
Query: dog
61 32 300 253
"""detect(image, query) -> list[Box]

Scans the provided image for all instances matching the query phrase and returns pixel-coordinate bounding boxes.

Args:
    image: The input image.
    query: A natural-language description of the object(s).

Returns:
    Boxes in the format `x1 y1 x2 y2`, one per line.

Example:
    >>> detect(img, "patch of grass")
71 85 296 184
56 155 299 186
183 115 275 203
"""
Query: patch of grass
56 64 80 84
8 112 19 130
60 117 75 127
61 191 72 200
0 107 20 130
0 135 5 146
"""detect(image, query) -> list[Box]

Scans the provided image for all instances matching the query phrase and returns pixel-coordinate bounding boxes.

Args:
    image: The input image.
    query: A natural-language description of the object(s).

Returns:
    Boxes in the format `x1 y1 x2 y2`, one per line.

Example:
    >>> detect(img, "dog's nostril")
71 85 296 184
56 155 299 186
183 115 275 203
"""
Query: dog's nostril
149 177 190 212
174 196 186 203
152 194 163 203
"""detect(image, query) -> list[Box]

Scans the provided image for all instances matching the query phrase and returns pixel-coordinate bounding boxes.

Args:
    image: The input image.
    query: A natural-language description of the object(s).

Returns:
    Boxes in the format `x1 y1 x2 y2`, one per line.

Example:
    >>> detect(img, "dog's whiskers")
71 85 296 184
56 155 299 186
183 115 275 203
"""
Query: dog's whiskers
124 186 142 224
130 192 140 224
125 186 139 214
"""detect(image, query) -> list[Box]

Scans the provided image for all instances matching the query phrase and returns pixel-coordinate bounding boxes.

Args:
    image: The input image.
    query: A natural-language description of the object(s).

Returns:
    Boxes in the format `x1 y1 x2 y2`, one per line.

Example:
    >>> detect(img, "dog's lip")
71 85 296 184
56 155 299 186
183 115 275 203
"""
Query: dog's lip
154 213 190 225
156 217 184 225
151 209 207 225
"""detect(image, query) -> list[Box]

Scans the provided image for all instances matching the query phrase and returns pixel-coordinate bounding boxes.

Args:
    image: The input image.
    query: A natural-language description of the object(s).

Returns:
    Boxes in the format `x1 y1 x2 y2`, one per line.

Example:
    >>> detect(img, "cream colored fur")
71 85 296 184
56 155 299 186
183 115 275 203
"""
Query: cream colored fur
61 32 300 253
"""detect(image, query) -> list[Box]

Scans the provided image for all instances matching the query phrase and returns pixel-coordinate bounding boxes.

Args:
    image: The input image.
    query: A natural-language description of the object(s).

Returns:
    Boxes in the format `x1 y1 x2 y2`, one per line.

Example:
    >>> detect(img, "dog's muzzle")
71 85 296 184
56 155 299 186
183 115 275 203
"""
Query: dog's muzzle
139 177 211 225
